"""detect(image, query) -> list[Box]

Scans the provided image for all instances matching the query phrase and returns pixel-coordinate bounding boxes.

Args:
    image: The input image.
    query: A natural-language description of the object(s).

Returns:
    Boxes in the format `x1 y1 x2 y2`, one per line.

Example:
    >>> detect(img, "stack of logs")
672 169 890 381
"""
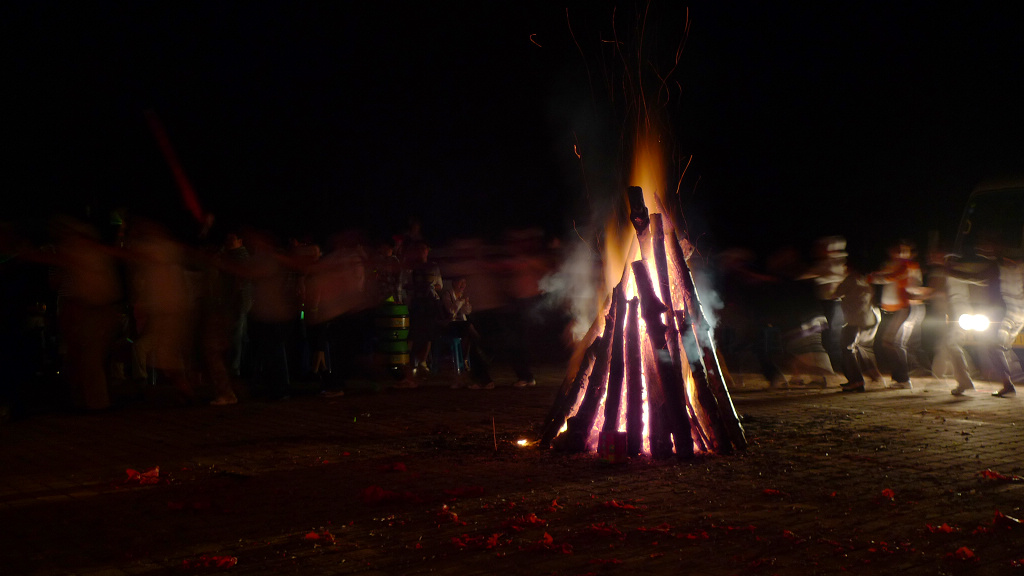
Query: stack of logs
540 187 746 459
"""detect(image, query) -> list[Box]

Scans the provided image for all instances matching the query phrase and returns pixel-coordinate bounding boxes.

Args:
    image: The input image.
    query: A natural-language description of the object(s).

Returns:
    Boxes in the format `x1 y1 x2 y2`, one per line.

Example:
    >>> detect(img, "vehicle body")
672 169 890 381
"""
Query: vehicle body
953 179 1024 350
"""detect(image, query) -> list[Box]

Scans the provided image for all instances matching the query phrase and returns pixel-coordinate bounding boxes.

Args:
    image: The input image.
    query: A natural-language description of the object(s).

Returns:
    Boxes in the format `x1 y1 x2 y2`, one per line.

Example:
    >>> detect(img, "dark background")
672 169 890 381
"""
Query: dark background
7 2 1024 263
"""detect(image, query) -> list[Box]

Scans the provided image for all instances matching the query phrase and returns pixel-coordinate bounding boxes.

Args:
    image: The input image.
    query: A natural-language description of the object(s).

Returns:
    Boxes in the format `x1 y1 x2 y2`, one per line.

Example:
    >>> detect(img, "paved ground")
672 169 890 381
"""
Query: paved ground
2 365 1023 576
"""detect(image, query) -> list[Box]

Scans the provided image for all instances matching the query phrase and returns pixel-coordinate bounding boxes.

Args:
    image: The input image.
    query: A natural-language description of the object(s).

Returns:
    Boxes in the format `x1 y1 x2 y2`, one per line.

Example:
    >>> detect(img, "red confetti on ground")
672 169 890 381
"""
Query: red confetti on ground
638 523 672 533
521 532 573 554
503 513 546 531
782 530 805 543
979 469 1024 481
926 523 958 533
1011 558 1024 568
946 546 977 561
602 499 638 510
304 530 335 543
993 510 1024 529
676 531 710 540
762 488 786 496
881 488 895 501
545 498 562 512
588 522 624 538
182 555 237 569
437 505 467 526
451 533 505 550
125 467 161 485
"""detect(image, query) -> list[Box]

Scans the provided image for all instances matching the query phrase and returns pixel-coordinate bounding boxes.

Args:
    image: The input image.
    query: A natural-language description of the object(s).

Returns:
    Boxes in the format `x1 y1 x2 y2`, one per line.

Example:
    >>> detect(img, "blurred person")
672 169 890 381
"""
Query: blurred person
308 232 372 394
220 232 253 378
194 235 240 406
764 246 834 388
48 216 123 411
245 230 299 400
991 243 1024 397
931 250 995 396
403 240 444 382
803 236 848 374
713 248 782 384
126 217 196 404
497 229 550 388
833 255 882 392
868 240 930 390
441 275 494 389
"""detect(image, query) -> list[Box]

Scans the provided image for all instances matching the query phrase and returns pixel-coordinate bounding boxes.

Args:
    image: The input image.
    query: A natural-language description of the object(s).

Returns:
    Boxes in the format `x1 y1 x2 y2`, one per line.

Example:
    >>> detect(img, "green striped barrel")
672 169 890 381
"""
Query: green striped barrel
375 303 410 378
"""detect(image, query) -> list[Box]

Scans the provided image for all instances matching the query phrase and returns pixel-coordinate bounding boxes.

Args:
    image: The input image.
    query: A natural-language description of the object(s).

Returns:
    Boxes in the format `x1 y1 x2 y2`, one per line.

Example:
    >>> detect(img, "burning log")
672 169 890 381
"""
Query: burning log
667 229 747 451
566 296 620 450
633 261 693 459
601 286 628 434
541 337 601 449
624 296 644 456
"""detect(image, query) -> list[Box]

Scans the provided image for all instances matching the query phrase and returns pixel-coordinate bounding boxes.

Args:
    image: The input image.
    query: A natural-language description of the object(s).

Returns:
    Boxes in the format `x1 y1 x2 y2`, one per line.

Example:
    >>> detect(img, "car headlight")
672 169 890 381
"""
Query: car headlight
958 313 991 332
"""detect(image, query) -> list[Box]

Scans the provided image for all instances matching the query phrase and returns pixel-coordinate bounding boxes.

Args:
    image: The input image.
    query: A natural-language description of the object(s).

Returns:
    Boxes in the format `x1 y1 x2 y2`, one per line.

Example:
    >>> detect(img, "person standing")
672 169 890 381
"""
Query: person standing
869 240 930 390
805 236 848 376
834 258 882 392
991 245 1024 397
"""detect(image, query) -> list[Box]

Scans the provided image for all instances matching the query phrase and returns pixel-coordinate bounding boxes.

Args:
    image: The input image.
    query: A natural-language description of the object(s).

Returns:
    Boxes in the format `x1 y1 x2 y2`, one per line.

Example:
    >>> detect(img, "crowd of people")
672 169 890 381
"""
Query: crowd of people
2 208 1021 418
715 234 1024 398
0 211 566 415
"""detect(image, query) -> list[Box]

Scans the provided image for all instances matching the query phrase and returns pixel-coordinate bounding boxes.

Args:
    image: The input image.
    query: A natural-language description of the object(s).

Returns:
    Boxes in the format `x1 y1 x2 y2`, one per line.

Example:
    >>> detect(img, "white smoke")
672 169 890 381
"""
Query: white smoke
538 237 603 341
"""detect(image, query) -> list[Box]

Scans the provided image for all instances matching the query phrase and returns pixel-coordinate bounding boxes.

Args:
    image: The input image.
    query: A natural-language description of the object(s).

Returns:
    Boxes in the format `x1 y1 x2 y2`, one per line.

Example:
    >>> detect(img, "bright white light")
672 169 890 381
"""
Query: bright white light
516 439 528 447
958 313 991 332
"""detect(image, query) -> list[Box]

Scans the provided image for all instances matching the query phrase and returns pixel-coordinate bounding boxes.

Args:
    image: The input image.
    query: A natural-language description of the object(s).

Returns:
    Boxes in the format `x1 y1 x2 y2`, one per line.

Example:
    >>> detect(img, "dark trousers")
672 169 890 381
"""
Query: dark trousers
249 319 291 398
878 304 925 384
840 319 879 384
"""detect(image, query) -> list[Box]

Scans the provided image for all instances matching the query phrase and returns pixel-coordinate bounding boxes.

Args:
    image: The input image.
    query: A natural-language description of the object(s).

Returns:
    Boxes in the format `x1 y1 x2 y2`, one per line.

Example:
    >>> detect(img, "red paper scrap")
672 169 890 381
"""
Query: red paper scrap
602 499 638 510
763 488 786 496
304 530 335 543
503 513 546 531
881 488 895 501
588 522 624 538
125 467 161 485
947 546 976 561
676 531 710 540
522 532 573 554
451 533 504 549
438 505 467 526
993 509 1024 529
782 529 805 543
638 523 672 533
183 555 237 569
979 469 1024 481
926 523 958 533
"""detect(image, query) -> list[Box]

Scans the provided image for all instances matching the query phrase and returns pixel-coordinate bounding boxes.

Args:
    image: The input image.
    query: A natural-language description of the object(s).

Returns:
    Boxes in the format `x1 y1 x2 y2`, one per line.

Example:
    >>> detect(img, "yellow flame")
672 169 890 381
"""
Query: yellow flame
602 130 668 304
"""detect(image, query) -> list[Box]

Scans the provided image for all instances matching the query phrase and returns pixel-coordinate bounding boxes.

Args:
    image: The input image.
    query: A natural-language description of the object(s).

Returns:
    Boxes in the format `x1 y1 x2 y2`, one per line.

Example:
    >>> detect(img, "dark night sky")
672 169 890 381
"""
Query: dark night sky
7 2 1024 260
